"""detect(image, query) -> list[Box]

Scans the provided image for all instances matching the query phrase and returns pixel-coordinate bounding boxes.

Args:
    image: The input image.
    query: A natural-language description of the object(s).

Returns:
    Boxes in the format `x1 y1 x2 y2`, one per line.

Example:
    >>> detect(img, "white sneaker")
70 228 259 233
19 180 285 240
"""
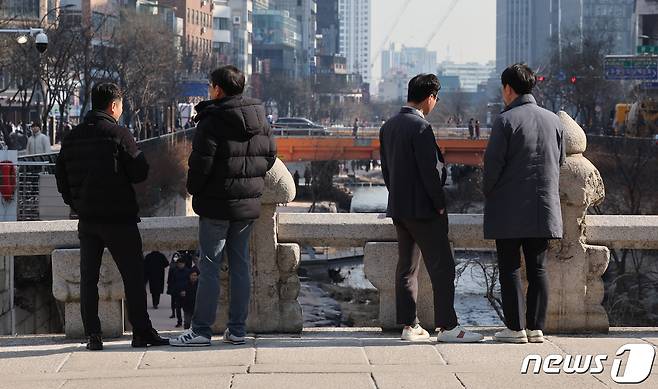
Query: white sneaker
223 328 246 345
527 329 544 343
436 326 484 343
170 329 211 347
401 324 431 341
494 328 528 344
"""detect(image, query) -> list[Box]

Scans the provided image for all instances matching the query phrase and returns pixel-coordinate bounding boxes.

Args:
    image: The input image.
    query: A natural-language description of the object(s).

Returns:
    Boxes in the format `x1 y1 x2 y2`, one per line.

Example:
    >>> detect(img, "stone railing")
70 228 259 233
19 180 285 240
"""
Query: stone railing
1 113 658 337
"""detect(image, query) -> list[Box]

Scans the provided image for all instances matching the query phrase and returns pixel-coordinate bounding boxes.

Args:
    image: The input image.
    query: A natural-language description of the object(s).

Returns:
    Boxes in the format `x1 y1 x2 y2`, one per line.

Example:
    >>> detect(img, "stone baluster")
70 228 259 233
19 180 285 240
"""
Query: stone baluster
212 158 301 334
52 249 124 338
545 112 609 333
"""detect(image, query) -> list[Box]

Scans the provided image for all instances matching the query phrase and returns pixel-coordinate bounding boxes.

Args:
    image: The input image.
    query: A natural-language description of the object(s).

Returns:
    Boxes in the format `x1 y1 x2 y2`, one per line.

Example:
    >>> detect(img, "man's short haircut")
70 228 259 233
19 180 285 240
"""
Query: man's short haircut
92 82 123 111
210 65 245 96
31 121 42 129
501 63 536 95
407 74 441 103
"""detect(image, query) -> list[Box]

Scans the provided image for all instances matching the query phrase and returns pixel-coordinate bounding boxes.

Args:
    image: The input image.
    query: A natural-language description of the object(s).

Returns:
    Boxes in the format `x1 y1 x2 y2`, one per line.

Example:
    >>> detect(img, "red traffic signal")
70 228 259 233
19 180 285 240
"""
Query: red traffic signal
570 76 577 84
537 76 545 82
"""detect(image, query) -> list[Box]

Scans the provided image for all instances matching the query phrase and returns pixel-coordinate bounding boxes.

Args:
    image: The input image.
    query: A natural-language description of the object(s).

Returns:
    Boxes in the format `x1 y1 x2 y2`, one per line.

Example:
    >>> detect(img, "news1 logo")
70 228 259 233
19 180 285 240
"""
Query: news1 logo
521 344 656 384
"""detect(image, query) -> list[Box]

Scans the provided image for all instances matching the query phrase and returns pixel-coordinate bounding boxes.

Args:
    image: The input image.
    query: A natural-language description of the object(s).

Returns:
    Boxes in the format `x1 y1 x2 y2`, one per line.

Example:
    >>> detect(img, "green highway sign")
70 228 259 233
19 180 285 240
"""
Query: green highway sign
604 56 658 80
638 45 658 55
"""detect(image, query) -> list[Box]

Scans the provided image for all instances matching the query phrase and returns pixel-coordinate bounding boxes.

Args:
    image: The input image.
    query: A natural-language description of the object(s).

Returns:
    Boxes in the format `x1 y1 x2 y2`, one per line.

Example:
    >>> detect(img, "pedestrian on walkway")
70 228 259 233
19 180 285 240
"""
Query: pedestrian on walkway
303 166 311 187
293 170 300 190
468 118 475 139
170 65 276 347
182 270 199 330
352 118 359 138
144 251 169 309
26 122 51 155
475 120 481 139
166 253 178 319
170 257 192 328
379 74 483 343
483 64 565 344
55 82 169 351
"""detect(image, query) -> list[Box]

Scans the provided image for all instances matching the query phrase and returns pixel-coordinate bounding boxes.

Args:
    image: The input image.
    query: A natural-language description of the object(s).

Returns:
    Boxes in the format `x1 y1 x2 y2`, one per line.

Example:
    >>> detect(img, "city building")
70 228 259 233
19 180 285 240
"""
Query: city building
159 0 214 75
496 0 635 73
316 0 339 56
338 0 371 84
252 8 301 78
253 0 268 10
0 0 56 24
636 0 658 50
274 0 317 76
227 0 253 76
381 44 437 79
438 61 496 93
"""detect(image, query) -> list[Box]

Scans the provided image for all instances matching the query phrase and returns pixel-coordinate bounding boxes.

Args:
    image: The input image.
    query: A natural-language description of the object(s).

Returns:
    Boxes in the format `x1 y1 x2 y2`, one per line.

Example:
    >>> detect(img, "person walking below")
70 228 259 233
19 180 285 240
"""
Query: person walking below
170 257 192 328
293 170 300 190
467 118 475 139
55 82 169 351
26 122 51 155
143 251 169 309
483 64 565 344
379 74 483 343
352 118 359 138
170 65 276 347
475 120 481 139
182 270 200 330
166 253 179 319
303 166 311 187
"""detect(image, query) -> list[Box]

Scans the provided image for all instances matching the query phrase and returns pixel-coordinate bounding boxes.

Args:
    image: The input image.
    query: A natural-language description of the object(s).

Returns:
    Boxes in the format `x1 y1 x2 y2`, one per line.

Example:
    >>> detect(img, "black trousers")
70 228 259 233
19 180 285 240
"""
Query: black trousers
495 238 549 331
394 216 459 329
78 221 152 336
151 293 161 308
172 295 183 324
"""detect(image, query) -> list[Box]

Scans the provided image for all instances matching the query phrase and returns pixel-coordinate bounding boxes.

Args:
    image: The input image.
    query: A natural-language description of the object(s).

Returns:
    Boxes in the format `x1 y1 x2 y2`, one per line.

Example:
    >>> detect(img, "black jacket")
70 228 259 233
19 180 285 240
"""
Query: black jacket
187 95 277 221
182 280 198 313
379 107 448 220
55 110 149 223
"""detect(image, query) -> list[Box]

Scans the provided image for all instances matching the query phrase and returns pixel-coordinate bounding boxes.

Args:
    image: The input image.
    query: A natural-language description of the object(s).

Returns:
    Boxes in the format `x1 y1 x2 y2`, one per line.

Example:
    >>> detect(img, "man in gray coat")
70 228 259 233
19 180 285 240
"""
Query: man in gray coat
483 64 565 344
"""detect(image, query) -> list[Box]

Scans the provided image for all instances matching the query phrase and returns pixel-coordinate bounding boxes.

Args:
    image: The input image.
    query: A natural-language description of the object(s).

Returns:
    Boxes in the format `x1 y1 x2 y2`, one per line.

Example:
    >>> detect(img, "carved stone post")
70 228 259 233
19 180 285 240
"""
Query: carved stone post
545 112 610 333
52 249 125 338
211 158 301 334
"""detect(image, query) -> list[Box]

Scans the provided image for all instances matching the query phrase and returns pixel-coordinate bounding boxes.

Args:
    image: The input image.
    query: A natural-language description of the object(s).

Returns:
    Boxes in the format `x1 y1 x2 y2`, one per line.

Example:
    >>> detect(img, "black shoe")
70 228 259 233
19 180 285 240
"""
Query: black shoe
86 334 103 351
175 322 182 328
132 328 170 348
169 314 175 319
153 305 158 309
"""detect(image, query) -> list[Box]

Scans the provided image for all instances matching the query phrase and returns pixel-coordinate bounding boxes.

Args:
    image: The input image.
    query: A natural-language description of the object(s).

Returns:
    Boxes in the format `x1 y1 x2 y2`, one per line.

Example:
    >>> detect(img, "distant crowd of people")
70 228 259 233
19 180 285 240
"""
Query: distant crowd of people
0 120 55 154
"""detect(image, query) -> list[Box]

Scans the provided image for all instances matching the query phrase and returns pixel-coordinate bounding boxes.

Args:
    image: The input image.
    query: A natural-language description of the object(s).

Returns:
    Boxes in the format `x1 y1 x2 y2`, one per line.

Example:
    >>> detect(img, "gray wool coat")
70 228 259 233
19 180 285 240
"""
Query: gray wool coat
483 94 565 240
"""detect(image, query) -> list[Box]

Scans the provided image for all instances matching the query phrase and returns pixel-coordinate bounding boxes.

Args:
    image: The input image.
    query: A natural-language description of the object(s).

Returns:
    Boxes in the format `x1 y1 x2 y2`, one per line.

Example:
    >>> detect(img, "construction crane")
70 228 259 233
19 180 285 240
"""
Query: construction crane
423 0 460 49
370 0 414 70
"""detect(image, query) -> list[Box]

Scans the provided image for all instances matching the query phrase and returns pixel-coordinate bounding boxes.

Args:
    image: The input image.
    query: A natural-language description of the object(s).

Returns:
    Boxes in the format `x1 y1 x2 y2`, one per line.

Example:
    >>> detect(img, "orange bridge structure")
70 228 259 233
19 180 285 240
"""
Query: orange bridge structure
275 137 489 166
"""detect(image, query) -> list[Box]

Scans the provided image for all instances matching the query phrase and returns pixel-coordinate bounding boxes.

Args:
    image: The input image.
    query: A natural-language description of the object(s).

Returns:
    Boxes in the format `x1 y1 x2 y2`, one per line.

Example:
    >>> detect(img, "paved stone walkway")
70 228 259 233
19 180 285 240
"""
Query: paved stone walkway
1 327 657 389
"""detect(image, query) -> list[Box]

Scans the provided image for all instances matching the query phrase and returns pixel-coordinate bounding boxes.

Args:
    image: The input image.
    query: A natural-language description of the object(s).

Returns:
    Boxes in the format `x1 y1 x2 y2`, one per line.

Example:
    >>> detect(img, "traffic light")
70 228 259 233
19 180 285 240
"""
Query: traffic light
570 76 577 84
537 75 545 82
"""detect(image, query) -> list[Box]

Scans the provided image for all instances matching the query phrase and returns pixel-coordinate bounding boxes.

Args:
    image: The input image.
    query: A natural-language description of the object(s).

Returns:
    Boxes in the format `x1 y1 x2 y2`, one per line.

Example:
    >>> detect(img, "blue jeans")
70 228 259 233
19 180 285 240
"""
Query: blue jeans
191 218 254 338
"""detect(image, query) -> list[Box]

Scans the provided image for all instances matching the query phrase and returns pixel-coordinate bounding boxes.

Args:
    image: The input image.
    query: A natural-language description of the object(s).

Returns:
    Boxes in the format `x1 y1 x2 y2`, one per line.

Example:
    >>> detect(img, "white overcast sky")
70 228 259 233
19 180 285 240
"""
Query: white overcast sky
370 0 496 81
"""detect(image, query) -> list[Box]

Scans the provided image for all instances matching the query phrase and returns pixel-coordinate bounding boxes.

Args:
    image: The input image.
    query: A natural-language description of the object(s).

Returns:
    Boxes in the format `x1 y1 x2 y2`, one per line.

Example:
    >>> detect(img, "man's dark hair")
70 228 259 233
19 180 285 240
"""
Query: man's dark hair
210 65 245 96
501 63 536 94
92 82 123 110
407 74 440 103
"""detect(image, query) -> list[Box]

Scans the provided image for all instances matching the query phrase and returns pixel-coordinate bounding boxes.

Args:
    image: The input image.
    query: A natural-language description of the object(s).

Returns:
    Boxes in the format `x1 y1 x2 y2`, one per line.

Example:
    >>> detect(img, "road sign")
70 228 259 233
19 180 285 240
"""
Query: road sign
639 81 658 90
604 56 658 80
638 45 658 55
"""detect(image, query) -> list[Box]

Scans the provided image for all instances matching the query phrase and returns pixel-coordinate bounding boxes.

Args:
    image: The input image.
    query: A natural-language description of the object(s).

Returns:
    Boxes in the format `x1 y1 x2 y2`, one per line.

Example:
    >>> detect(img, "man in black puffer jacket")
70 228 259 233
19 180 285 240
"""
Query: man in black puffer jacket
171 66 276 347
55 82 169 351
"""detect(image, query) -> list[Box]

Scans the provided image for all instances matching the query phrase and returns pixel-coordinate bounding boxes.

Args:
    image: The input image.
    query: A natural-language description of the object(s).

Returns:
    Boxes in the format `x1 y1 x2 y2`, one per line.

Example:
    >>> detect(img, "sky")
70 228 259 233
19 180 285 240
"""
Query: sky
370 0 496 82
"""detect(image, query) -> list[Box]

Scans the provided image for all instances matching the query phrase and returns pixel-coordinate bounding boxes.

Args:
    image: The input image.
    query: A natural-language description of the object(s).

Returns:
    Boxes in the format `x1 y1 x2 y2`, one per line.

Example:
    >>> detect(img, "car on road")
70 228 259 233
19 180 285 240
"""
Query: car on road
272 117 328 136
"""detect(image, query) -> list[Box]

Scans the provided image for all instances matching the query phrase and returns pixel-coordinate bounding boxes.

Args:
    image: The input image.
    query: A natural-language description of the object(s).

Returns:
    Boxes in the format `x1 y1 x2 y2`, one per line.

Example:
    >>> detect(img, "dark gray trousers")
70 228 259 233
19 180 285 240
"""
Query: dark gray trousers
393 216 459 330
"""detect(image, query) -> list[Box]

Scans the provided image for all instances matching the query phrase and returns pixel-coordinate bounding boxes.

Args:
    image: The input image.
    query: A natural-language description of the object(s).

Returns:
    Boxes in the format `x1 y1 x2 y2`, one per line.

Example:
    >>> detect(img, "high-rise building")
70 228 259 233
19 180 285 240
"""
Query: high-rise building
338 0 371 83
438 61 496 93
252 8 301 77
273 0 317 76
0 0 54 23
253 0 268 10
228 0 254 76
381 44 437 79
316 0 339 56
496 0 635 73
636 0 658 48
